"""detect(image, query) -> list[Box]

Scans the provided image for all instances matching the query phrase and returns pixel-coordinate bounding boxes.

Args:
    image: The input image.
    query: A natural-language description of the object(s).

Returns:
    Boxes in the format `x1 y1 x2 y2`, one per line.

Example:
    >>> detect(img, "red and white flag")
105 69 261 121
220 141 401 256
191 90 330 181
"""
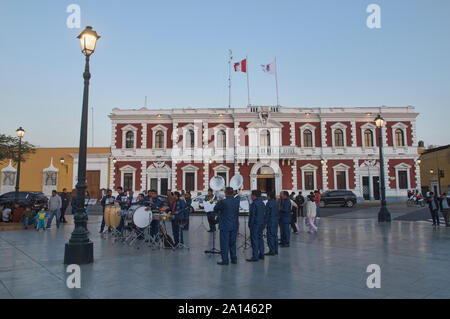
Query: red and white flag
234 59 247 73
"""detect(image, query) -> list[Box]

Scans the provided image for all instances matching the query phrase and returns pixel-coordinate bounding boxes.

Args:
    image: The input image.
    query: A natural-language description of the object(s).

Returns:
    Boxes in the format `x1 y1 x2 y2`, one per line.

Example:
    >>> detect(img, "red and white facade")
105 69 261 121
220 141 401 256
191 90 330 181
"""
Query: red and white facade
109 105 420 201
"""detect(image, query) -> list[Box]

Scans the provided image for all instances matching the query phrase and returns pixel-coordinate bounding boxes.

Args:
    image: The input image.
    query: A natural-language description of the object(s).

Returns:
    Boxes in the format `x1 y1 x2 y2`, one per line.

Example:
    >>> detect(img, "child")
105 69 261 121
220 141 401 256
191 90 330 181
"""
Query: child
36 208 48 231
305 196 318 233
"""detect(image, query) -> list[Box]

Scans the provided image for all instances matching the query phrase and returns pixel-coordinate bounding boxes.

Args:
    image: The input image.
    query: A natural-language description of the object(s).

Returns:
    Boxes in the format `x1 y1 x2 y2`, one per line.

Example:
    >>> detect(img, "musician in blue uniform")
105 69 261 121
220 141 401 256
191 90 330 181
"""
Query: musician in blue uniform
146 189 162 237
264 192 279 256
214 187 240 265
99 189 115 233
136 193 146 206
115 187 129 233
183 192 192 231
247 190 266 262
279 191 292 247
166 191 187 246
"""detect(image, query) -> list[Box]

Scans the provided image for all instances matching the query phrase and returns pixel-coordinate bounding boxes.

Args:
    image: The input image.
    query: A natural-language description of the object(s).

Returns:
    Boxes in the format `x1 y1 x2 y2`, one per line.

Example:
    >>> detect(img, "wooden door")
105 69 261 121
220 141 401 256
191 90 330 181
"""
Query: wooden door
86 170 101 200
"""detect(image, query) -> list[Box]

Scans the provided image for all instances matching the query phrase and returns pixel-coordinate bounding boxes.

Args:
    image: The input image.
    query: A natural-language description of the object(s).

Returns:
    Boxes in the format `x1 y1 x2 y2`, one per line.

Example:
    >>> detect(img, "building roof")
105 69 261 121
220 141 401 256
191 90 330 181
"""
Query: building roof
421 144 450 155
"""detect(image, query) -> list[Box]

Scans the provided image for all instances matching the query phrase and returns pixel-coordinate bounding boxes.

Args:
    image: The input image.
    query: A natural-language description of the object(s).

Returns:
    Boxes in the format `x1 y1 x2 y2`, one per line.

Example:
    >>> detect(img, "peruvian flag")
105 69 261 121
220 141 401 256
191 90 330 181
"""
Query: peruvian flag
234 59 247 73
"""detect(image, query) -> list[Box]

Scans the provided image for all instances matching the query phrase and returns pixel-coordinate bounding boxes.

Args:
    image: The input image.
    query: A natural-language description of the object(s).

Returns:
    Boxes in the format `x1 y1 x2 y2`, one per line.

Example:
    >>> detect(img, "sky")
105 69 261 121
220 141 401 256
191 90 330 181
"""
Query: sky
0 0 449 147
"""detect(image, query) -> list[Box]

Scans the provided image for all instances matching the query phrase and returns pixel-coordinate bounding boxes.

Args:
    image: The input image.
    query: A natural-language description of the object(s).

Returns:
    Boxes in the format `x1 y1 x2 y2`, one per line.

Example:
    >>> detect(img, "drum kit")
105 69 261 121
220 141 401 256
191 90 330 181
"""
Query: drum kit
103 203 177 250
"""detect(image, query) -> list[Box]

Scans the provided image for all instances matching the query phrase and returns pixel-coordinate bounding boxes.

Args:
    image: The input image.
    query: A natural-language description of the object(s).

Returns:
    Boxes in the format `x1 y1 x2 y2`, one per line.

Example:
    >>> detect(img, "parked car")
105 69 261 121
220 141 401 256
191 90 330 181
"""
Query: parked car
0 191 48 210
320 190 357 208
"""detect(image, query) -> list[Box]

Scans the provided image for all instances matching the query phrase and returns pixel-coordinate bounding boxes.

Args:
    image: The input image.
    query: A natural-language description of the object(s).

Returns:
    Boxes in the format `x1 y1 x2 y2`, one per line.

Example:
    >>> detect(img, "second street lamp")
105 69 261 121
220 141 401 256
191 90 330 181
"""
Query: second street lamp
14 127 25 205
375 114 391 222
64 26 100 265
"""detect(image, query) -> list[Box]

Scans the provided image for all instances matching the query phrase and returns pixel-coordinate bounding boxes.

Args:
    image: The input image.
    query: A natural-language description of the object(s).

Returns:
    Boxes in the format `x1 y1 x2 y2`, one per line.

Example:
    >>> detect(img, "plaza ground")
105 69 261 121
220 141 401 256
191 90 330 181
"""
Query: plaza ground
0 204 449 299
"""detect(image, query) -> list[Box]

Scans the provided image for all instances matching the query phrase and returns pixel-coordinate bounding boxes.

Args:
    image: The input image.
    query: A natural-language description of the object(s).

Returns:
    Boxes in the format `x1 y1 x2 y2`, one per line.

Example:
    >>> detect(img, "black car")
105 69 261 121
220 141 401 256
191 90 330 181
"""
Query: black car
0 191 48 210
320 190 357 208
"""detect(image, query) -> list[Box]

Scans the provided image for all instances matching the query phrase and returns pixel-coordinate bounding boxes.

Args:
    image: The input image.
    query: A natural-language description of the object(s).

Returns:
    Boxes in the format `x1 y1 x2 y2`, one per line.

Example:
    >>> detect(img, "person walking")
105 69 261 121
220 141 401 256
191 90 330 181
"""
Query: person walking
439 193 450 227
295 191 305 217
427 192 440 227
46 190 62 229
59 188 70 224
306 196 318 233
314 190 321 220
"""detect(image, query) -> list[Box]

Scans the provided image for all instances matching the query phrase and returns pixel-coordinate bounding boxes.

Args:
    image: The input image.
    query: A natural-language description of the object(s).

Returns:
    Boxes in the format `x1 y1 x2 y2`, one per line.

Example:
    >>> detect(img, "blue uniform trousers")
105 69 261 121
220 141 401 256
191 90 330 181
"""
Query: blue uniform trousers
219 229 238 264
267 223 279 254
280 222 291 245
171 221 183 245
250 225 265 259
150 220 160 237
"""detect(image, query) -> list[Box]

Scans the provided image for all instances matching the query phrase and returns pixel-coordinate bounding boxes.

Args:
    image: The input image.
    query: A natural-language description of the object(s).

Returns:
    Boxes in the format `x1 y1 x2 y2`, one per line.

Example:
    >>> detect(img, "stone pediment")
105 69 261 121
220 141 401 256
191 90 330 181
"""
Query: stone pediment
247 119 283 129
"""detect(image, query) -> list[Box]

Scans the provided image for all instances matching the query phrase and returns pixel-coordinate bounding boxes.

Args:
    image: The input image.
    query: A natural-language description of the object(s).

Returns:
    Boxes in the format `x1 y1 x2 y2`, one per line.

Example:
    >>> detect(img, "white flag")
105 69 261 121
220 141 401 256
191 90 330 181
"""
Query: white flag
261 61 276 74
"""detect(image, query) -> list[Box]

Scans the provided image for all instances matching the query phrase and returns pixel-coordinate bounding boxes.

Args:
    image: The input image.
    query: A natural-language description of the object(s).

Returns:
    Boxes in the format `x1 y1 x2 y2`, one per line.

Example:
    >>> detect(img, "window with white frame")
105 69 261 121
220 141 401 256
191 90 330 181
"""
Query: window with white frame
331 123 347 148
260 129 271 147
364 129 374 147
44 172 57 186
186 129 195 149
301 164 317 191
121 124 138 150
151 124 168 149
155 131 164 149
213 164 230 186
216 130 226 149
2 171 15 186
391 123 408 148
394 163 411 190
300 123 316 148
181 164 199 191
333 163 350 190
120 165 137 192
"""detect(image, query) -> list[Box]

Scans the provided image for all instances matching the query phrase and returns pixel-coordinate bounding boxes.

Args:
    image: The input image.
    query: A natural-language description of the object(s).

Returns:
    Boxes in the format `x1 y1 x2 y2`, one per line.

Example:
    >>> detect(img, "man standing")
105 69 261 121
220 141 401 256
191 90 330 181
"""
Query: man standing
279 191 292 247
59 188 70 224
314 190 321 219
115 187 129 233
247 190 265 262
167 191 187 246
265 192 279 256
146 189 162 237
205 188 218 232
99 189 115 233
428 192 440 227
214 187 240 265
295 191 305 217
47 190 62 229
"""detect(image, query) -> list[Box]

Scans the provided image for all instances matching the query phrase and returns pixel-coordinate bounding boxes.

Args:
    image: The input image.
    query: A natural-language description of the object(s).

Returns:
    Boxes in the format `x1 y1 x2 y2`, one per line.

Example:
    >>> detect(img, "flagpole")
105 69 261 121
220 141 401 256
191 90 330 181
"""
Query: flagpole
228 49 233 108
246 55 251 106
275 57 280 106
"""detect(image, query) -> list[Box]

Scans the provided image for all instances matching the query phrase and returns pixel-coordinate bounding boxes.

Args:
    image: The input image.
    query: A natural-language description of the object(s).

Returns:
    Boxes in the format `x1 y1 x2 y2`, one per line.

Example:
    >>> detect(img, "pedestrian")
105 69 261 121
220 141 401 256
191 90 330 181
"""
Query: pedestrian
279 191 292 247
290 197 299 234
439 193 450 227
47 190 62 229
36 208 48 231
314 190 321 220
427 192 440 227
59 188 69 223
306 196 318 233
22 206 36 229
183 192 192 230
12 203 24 223
2 204 12 222
295 191 305 217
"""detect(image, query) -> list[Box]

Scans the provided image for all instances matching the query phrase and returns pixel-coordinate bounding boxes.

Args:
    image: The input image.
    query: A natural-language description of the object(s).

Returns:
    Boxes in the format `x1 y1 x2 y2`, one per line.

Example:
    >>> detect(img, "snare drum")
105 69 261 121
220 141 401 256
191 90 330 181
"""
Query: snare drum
132 206 152 228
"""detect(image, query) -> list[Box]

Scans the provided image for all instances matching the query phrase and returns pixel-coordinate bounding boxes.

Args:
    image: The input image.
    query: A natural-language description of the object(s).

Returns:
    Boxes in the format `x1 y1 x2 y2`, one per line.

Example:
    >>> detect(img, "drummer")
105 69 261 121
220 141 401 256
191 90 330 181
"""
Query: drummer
145 189 162 237
166 191 187 246
115 187 129 233
136 193 146 206
99 189 115 234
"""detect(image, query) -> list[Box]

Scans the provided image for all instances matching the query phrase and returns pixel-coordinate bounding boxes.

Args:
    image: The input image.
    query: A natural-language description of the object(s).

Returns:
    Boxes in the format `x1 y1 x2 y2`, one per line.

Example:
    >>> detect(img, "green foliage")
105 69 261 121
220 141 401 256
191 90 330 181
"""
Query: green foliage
0 134 36 165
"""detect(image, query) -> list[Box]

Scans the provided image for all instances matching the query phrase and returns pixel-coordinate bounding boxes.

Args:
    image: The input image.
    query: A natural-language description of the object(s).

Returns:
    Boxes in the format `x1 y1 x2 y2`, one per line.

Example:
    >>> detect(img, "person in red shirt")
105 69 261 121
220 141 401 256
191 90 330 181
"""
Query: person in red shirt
314 190 321 219
12 203 24 223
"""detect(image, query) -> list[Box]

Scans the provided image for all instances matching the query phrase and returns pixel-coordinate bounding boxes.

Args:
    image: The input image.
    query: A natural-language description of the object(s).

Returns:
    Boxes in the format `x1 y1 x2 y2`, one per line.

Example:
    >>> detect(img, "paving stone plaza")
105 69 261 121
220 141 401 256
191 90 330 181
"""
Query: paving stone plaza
1 205 449 299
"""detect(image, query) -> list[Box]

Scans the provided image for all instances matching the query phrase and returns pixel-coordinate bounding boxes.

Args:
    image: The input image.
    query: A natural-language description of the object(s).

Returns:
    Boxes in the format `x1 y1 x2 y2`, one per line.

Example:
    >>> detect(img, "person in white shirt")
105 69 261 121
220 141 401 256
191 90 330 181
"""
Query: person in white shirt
305 196 318 233
2 205 12 222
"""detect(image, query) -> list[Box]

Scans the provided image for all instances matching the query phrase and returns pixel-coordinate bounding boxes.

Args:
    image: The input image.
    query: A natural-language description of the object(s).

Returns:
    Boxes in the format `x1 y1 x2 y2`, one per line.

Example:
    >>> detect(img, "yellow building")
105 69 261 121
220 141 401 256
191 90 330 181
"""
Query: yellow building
419 144 450 195
0 147 111 199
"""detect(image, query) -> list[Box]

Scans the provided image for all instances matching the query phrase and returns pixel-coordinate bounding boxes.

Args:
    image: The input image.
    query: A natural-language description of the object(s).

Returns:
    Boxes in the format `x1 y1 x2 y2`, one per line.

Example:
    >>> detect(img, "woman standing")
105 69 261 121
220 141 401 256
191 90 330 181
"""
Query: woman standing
439 193 450 227
305 196 318 233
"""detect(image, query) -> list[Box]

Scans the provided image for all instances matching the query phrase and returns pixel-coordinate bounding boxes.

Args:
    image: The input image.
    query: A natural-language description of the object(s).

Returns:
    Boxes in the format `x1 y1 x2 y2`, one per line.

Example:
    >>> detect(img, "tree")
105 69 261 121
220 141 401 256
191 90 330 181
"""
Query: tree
0 134 36 165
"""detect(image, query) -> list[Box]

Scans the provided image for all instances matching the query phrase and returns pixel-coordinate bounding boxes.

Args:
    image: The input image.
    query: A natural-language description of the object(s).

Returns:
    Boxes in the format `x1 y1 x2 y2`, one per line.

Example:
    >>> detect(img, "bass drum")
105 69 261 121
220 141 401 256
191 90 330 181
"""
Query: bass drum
132 206 152 228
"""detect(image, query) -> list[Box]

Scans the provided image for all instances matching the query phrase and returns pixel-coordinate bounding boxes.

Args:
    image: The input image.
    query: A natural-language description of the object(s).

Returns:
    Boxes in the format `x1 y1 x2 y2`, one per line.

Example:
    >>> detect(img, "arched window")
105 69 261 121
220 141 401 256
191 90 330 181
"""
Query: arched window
217 130 226 149
260 130 271 147
187 129 195 148
155 130 164 149
125 131 134 149
334 129 344 147
303 129 313 147
364 129 374 147
395 129 405 147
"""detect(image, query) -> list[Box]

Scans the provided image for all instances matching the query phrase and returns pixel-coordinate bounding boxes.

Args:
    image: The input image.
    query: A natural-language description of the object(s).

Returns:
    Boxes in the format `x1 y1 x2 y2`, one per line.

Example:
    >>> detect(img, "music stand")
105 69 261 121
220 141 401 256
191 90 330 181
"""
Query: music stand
204 215 220 255
238 213 251 250
196 210 209 231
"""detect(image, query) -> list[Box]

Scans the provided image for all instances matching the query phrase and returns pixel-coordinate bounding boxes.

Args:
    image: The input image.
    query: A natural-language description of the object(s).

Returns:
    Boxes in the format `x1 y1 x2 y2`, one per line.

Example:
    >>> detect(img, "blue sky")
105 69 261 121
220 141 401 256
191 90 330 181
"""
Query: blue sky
0 0 449 147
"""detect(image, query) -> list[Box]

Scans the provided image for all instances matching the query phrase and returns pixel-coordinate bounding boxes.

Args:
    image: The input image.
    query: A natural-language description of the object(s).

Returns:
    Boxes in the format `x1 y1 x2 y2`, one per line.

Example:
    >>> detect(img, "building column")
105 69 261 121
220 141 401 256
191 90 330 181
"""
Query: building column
322 160 328 191
290 122 295 146
141 123 147 149
351 121 357 147
109 158 115 190
203 162 209 191
171 161 177 190
415 161 421 191
291 160 297 191
353 158 359 193
321 120 327 147
140 160 147 192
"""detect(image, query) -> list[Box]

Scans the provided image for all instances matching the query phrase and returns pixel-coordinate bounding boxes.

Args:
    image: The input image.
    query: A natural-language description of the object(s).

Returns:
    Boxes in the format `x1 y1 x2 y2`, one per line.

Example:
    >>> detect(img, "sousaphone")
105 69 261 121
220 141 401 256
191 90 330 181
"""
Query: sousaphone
208 175 225 225
230 174 244 191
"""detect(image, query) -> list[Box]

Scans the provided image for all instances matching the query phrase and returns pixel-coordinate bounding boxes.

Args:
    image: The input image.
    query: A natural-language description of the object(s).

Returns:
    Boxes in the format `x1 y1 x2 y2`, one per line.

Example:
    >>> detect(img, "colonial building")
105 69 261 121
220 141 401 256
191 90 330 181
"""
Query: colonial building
109 105 421 201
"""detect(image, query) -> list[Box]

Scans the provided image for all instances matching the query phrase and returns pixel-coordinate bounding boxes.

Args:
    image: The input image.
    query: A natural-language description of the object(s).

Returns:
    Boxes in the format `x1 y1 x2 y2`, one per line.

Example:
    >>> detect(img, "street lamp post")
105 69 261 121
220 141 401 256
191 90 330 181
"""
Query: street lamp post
14 127 25 205
64 26 100 265
375 114 391 222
